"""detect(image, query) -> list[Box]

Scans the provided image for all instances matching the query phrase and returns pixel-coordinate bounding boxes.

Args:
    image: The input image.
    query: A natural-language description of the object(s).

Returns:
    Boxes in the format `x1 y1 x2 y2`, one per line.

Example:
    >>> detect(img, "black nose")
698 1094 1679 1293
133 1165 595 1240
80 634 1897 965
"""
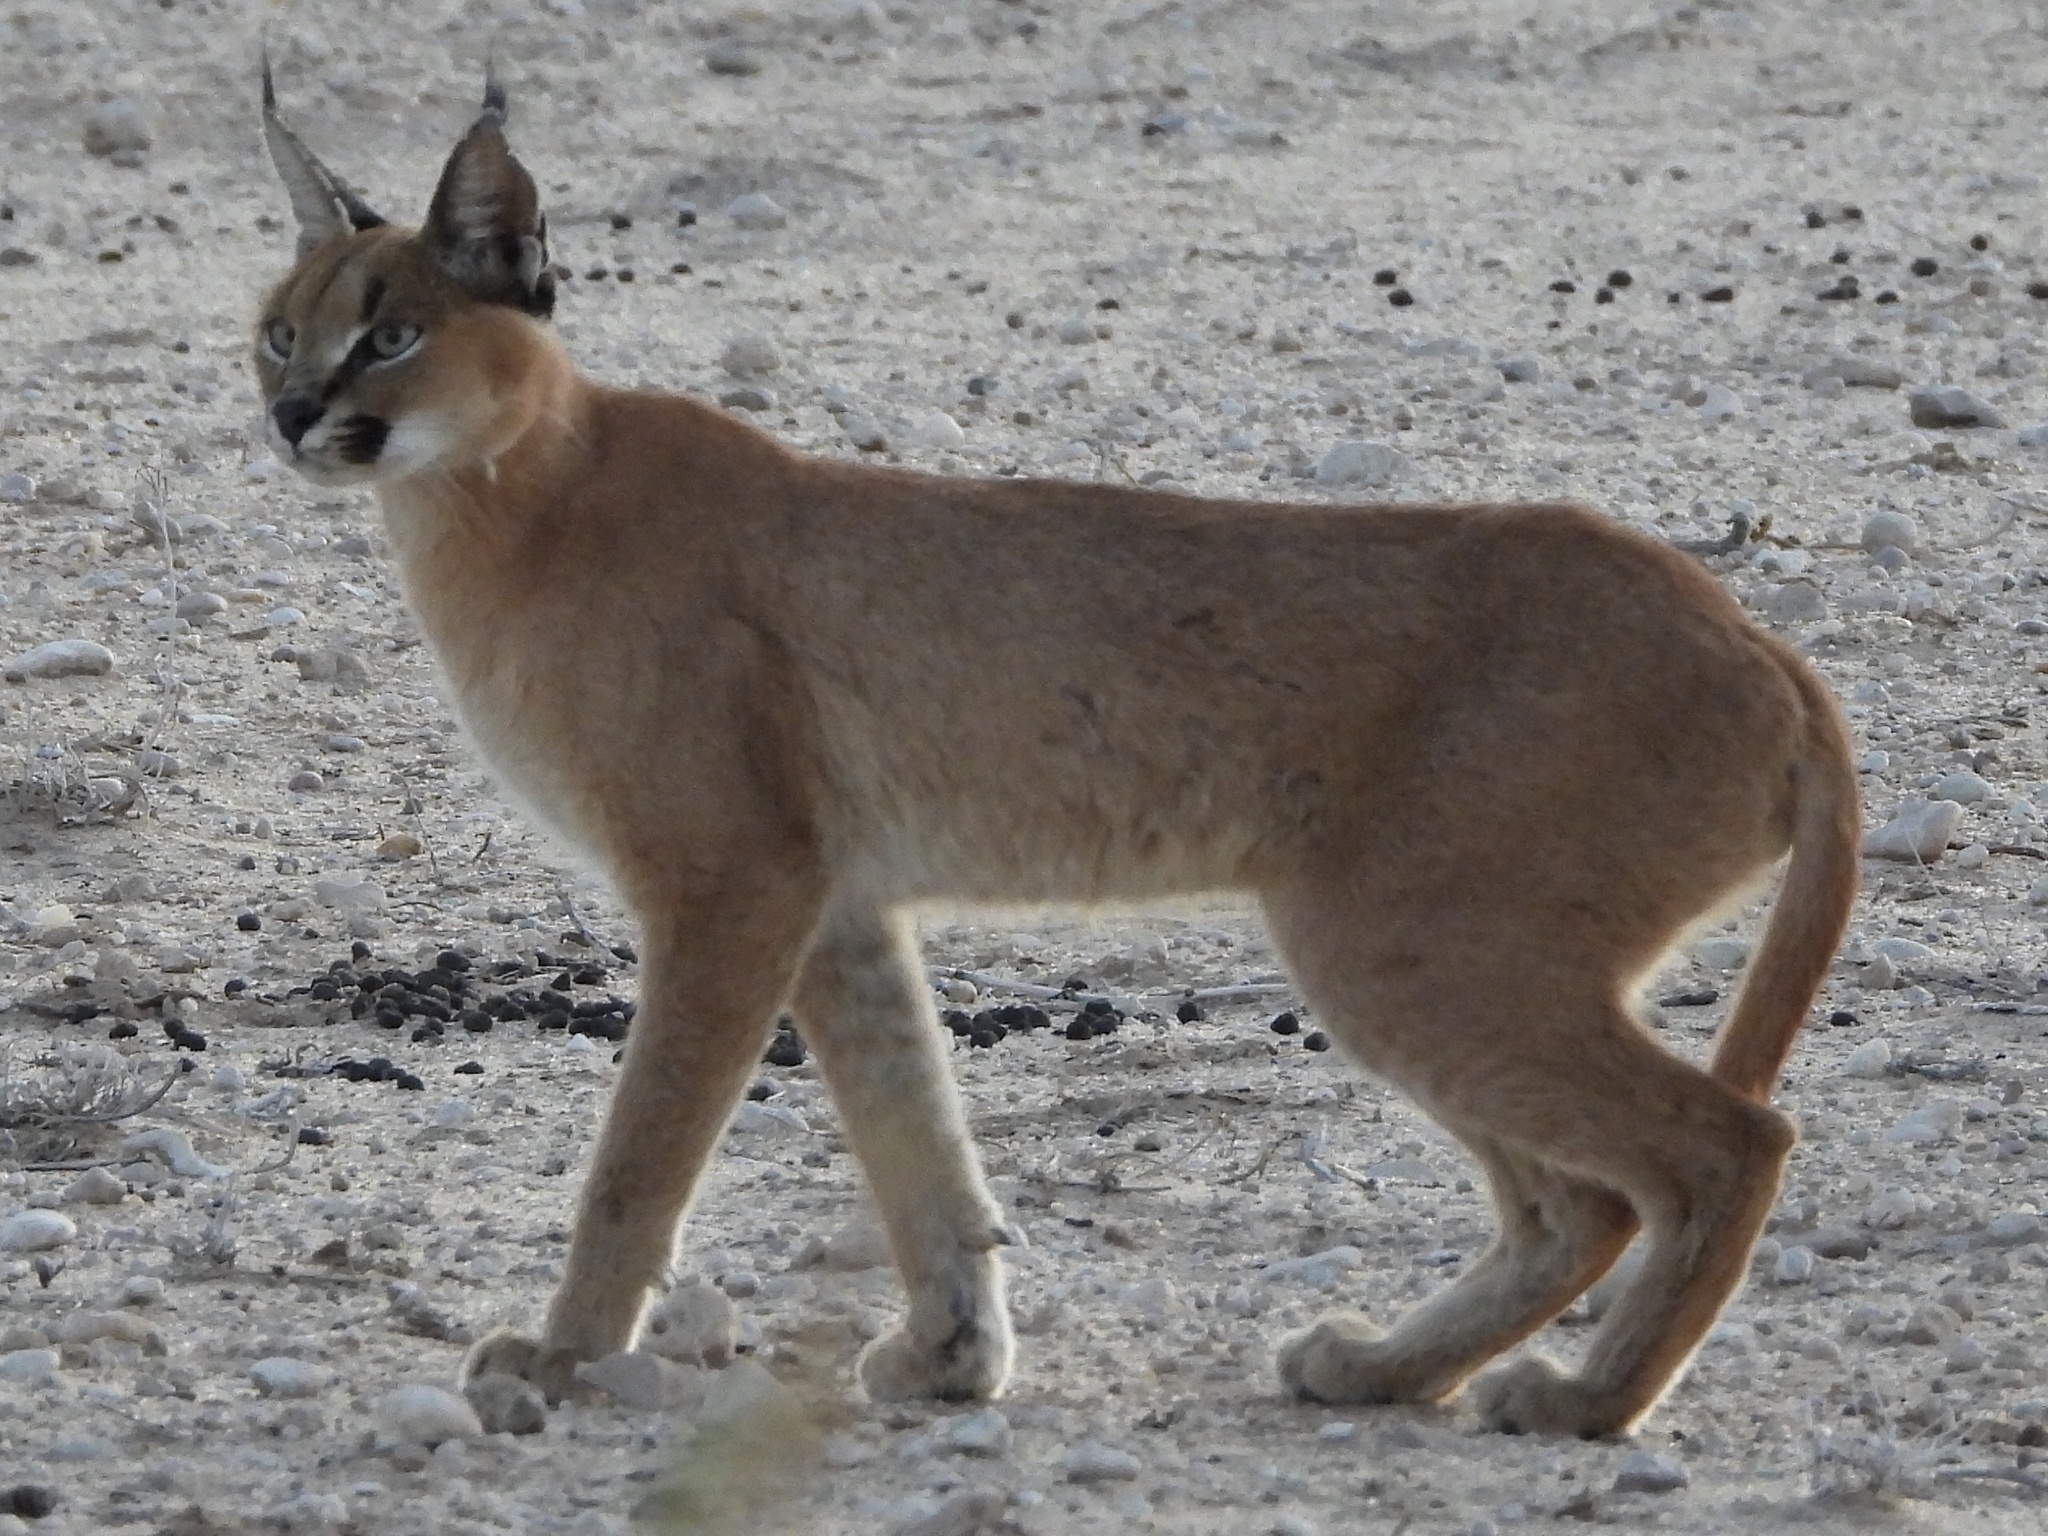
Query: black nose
271 394 324 447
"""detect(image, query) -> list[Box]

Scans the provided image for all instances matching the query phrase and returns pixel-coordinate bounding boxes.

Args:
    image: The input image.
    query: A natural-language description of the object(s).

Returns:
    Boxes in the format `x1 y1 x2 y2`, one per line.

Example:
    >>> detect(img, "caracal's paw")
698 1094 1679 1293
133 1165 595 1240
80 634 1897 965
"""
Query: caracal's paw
1277 1312 1411 1404
857 1314 1014 1403
1469 1356 1626 1439
462 1329 590 1408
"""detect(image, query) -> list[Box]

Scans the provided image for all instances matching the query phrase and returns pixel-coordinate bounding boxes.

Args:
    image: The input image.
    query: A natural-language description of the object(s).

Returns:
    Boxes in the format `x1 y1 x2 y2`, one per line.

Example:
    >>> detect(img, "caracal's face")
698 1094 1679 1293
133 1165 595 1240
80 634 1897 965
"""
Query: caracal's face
254 229 488 487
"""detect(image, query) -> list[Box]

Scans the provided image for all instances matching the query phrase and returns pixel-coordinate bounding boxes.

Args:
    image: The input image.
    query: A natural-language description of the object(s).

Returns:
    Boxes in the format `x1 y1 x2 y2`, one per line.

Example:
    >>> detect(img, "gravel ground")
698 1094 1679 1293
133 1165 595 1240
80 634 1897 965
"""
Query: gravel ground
4 1 2048 1532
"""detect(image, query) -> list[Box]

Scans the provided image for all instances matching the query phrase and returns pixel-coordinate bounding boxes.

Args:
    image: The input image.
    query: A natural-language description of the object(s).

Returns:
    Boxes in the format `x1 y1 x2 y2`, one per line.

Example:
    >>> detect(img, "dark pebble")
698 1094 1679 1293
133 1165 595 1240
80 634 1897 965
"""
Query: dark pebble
1817 276 1860 301
1829 246 1852 264
1095 297 1120 311
108 1020 139 1040
1594 286 1614 303
461 1010 493 1033
238 855 257 871
236 912 261 931
966 375 999 396
763 1029 806 1067
1386 287 1413 307
1269 1010 1300 1036
1659 988 1720 1008
1874 289 1898 304
1701 286 1736 303
611 942 638 963
574 967 607 986
675 204 697 228
537 1009 570 1031
395 1072 425 1091
1303 1029 1331 1052
671 262 692 275
1175 998 1204 1023
172 1030 206 1051
351 940 373 961
2027 281 2048 301
1804 208 1826 228
1910 256 1938 277
942 1010 973 1037
585 266 608 281
746 1081 774 1102
1606 268 1633 288
455 1060 484 1075
1829 1009 1861 1027
609 211 633 230
296 1127 330 1146
224 978 246 997
5 1485 57 1519
1141 110 1188 137
998 1003 1049 1032
1064 1017 1094 1041
1667 291 1683 304
410 1025 440 1044
1372 267 1398 285
1548 279 1576 294
309 980 340 1002
1841 205 1863 220
437 949 472 973
1062 975 1091 993
1971 232 1990 251
969 1028 1001 1048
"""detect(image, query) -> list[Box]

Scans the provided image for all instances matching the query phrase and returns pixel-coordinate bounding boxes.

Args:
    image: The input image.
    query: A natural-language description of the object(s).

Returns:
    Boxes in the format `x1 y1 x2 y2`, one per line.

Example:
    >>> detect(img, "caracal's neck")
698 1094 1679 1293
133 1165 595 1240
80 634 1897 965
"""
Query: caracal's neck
376 324 592 566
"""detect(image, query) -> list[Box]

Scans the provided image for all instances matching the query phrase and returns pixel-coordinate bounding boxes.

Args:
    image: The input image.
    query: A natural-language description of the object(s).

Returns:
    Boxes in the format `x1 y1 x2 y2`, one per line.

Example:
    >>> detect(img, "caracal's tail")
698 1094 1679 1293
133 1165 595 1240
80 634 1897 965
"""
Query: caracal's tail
1709 663 1861 1103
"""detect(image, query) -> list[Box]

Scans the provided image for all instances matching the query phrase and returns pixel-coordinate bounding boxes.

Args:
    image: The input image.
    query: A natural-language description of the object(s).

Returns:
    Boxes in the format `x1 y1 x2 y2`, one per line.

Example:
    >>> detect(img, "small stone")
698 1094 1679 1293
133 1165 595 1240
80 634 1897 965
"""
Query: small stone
289 770 325 792
1908 385 2006 429
312 878 385 913
1902 1303 1962 1345
719 386 776 412
1057 316 1097 345
1945 1335 1989 1373
1862 800 1963 862
122 1275 165 1306
1887 1099 1963 1144
377 1384 482 1447
83 98 153 158
0 471 36 502
296 648 371 691
1497 357 1541 383
250 1357 329 1399
1774 1245 1816 1284
464 1372 547 1435
841 415 888 452
3 638 115 681
1758 582 1826 624
174 591 226 622
1314 440 1407 488
909 410 967 450
941 1407 1014 1457
62 1168 126 1206
1612 1450 1689 1494
375 833 423 861
1985 1210 2047 1246
1842 1038 1892 1078
720 333 781 376
1861 510 1919 555
641 1280 738 1367
0 1349 59 1384
1931 772 1991 804
1062 1440 1141 1483
0 1211 76 1253
894 1489 1006 1536
1697 384 1743 422
573 1350 681 1411
705 40 763 75
4 1486 57 1520
726 192 787 230
819 1218 893 1272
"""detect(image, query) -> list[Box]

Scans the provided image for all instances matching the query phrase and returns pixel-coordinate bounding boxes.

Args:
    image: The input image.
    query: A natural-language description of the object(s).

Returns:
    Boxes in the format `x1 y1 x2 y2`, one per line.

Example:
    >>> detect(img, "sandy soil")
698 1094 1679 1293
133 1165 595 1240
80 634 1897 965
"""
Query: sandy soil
4 0 2048 1531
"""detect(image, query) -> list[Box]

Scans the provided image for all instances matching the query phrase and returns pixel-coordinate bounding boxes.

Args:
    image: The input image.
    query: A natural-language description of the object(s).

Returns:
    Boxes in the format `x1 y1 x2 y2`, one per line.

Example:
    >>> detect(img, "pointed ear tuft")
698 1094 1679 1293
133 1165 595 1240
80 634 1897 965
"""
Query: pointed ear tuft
421 80 554 318
260 49 386 259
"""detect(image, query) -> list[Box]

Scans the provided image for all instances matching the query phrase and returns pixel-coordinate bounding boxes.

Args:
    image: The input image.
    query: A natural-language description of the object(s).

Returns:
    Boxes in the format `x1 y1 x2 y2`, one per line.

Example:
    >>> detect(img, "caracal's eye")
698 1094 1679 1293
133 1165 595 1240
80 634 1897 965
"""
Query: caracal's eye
369 322 422 361
262 319 295 361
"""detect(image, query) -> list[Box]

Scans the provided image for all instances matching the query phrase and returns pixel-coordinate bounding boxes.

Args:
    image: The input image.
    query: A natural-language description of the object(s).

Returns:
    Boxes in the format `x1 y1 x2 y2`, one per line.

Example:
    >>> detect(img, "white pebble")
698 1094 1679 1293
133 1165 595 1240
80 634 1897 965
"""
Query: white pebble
1612 1449 1689 1493
642 1279 738 1367
941 1406 1014 1457
1062 1440 1141 1483
0 1348 59 1383
3 638 116 681
1861 509 1918 555
0 1210 76 1253
726 192 788 230
1842 1038 1892 1078
908 410 966 449
1314 440 1407 488
250 1357 330 1398
1931 772 1992 805
1774 1245 1816 1285
378 1383 482 1447
1861 800 1963 862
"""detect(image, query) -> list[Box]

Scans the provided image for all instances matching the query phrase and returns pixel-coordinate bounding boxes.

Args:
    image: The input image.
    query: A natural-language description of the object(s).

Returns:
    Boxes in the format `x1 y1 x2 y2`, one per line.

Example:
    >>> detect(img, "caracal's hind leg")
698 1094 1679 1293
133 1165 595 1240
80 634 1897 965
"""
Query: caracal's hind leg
789 902 1016 1402
466 876 822 1404
1265 878 1793 1436
1279 1132 1636 1407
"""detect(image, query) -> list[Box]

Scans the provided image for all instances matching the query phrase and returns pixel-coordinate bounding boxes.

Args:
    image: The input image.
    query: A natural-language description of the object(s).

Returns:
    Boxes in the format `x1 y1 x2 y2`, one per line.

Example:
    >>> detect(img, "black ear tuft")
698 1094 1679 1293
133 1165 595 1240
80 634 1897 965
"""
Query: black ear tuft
421 75 552 317
261 49 386 257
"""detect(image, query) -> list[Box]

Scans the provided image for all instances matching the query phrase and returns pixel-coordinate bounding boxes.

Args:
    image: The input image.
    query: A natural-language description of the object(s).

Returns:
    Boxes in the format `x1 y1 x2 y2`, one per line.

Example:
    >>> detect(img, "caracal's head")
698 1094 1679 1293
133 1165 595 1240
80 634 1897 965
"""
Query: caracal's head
254 60 558 487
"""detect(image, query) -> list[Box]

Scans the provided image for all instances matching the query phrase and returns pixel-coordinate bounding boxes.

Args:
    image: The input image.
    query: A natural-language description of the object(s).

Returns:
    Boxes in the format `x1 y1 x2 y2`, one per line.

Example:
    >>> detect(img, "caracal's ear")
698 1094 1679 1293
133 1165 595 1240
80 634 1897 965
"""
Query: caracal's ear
261 48 387 259
420 67 556 318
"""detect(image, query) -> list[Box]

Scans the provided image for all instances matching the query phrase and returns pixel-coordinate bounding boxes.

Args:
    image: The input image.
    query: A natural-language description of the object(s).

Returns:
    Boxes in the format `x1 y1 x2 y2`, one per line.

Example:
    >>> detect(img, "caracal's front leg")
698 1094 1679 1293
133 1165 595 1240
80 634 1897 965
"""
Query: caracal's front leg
790 901 1017 1401
467 881 822 1404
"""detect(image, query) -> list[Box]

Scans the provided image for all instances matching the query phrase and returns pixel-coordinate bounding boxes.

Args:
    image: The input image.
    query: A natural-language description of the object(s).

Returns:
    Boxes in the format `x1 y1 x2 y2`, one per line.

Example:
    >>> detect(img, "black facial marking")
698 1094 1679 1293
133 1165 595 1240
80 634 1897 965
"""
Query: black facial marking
333 415 390 465
359 275 387 324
